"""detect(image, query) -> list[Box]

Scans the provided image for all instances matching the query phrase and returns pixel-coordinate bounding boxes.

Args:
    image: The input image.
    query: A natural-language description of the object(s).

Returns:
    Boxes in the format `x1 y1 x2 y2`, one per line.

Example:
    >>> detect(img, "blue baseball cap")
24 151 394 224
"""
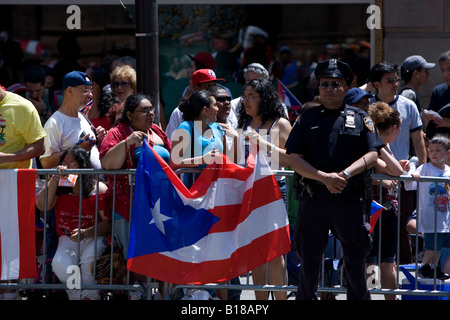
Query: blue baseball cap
344 87 373 104
61 71 92 91
401 55 435 72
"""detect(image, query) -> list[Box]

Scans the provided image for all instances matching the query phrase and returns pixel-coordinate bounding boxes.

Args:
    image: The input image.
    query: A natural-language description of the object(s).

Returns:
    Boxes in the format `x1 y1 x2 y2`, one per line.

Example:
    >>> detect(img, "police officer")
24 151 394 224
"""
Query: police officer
285 59 384 300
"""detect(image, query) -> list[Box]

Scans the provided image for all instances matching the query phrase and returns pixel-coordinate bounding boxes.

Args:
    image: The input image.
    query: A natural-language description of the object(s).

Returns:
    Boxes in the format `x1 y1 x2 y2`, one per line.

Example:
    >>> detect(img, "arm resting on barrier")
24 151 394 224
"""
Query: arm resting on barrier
377 146 404 176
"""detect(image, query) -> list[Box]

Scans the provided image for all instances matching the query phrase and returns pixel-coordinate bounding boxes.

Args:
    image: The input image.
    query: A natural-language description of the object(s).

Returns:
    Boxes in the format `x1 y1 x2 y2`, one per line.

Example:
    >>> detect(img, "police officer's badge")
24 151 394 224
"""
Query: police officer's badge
364 117 375 133
345 110 356 128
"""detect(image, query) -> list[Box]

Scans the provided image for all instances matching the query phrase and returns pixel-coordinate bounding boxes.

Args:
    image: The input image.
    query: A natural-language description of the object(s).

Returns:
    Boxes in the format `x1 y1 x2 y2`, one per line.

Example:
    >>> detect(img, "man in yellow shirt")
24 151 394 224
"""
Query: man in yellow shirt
0 85 46 169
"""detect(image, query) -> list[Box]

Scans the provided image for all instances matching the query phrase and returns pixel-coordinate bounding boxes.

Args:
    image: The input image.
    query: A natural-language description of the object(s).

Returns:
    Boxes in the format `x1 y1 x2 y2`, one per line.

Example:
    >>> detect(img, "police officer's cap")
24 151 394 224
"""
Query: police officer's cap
314 59 354 86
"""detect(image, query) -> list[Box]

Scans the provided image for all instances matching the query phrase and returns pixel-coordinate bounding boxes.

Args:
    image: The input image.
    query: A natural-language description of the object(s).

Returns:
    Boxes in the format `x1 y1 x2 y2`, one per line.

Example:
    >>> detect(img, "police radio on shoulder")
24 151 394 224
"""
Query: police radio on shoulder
341 170 351 180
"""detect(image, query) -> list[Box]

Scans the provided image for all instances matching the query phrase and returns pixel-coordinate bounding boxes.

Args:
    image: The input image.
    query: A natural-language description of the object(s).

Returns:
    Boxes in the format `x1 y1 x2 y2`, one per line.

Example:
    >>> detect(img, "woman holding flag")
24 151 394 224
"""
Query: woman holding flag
99 94 171 257
236 78 292 300
99 94 171 299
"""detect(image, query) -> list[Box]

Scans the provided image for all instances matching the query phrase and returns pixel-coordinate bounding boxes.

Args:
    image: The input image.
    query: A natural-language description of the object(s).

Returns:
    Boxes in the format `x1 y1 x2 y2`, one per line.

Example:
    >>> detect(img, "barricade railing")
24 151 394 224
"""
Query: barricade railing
0 168 159 300
1 167 450 300
370 173 450 300
171 169 450 300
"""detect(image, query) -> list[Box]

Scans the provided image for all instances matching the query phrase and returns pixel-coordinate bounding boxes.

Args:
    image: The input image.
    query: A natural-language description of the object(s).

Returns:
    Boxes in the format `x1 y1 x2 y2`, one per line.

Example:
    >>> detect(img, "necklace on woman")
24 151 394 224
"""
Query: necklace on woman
248 117 263 132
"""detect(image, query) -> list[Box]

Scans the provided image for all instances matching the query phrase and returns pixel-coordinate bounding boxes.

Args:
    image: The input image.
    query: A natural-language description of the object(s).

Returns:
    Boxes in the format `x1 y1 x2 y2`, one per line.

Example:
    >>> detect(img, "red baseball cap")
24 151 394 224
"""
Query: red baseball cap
192 69 225 87
188 52 216 70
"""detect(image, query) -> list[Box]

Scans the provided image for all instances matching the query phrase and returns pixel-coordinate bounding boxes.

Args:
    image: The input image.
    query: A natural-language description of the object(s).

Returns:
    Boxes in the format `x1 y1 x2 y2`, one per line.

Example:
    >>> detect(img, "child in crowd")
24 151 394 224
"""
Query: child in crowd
405 134 450 279
36 146 111 299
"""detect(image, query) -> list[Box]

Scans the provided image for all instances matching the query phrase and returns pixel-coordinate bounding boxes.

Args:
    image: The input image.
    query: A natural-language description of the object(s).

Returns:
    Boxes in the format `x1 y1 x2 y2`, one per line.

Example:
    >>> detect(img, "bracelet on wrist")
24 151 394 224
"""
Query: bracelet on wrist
341 170 351 180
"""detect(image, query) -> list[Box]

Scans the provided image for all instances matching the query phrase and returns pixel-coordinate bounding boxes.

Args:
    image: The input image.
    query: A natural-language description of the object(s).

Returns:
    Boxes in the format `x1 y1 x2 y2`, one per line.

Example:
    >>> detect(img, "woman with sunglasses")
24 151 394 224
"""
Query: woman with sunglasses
99 94 171 258
110 65 136 103
236 78 292 300
106 65 137 125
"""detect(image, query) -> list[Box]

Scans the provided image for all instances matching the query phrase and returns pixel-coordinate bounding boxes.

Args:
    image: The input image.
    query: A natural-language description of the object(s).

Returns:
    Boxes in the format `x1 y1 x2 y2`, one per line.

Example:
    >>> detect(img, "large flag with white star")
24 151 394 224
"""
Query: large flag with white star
127 140 290 284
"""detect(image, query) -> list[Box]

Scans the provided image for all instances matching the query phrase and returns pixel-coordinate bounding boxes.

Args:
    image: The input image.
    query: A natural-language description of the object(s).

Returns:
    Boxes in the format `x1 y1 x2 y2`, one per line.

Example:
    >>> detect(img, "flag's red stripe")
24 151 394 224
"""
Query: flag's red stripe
127 225 291 284
369 208 383 234
16 170 37 279
209 175 282 233
189 165 253 198
0 230 2 278
153 145 258 199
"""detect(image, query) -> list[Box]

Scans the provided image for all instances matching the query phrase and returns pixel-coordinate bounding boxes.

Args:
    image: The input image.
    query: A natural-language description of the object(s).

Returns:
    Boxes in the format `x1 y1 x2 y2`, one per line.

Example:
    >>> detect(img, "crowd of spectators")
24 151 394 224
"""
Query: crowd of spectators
1 30 450 301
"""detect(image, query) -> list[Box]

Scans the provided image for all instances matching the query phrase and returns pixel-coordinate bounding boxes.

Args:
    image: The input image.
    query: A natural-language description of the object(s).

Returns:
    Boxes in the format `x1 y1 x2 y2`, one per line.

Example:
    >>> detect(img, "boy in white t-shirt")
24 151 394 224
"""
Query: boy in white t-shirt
405 135 450 279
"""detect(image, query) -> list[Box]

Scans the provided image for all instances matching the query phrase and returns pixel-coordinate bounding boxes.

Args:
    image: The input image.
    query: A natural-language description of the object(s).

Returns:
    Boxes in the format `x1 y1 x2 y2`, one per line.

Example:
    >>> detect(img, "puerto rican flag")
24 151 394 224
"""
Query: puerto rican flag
277 79 302 122
0 169 37 280
370 200 385 234
127 141 291 284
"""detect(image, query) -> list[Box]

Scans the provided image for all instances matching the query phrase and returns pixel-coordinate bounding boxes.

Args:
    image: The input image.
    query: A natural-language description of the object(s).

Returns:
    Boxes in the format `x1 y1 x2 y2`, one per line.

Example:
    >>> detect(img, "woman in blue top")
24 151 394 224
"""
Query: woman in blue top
170 90 237 187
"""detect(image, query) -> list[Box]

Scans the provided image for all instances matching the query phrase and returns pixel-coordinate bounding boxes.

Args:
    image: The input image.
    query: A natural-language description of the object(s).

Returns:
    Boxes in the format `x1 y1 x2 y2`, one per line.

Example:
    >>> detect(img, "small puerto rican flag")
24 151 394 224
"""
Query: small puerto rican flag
277 79 302 122
370 200 385 234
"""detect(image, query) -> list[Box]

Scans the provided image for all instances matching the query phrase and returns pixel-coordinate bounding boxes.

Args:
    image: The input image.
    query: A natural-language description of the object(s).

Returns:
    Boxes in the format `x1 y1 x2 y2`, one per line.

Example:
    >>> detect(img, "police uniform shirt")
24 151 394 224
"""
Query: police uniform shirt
285 104 384 173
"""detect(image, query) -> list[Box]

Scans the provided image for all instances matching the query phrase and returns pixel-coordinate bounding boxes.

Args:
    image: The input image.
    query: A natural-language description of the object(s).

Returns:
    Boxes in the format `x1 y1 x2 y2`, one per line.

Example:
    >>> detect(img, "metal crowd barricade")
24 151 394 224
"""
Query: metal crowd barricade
170 169 450 300
2 167 450 300
0 168 158 300
370 173 450 300
170 168 299 299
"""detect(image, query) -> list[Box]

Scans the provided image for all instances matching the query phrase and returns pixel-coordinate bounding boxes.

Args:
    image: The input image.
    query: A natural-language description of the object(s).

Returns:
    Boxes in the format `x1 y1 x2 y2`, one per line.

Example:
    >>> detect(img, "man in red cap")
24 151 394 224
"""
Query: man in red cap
191 69 225 88
165 69 225 139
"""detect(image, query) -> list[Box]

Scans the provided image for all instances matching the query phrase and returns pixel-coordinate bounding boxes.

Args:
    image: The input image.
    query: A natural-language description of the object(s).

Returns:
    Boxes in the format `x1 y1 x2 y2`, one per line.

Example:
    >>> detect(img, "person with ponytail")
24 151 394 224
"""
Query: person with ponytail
170 90 239 187
367 101 410 300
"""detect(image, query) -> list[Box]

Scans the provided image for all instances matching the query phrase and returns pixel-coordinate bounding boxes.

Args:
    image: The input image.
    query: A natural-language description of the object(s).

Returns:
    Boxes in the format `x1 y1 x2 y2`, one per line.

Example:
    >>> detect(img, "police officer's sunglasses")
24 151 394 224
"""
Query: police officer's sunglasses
319 81 342 89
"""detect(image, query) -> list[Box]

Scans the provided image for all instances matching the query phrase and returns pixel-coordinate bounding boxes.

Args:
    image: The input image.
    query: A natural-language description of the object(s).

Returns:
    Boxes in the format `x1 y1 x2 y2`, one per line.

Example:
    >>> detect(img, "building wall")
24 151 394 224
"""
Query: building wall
3 1 448 108
383 0 450 107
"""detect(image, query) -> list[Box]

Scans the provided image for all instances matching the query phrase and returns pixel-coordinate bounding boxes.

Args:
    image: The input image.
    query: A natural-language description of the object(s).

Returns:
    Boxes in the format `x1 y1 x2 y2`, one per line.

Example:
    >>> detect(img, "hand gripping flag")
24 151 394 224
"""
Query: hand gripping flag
369 200 385 234
277 79 302 122
0 169 37 280
127 141 291 284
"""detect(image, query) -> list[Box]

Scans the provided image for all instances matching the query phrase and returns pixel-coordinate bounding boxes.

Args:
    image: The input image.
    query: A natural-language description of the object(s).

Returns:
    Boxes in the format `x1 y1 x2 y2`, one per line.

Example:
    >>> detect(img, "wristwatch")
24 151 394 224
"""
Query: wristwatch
341 170 351 180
